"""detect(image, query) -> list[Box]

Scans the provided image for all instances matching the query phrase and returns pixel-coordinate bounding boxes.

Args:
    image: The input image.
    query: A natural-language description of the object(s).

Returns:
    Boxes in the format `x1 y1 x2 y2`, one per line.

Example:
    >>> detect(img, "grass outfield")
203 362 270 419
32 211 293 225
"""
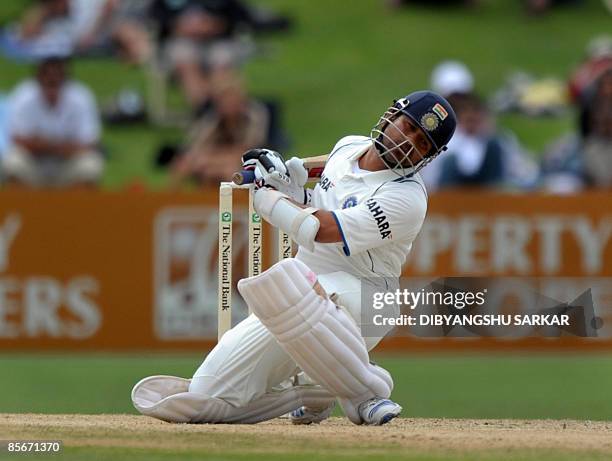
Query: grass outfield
0 1 610 188
2 353 611 461
1 353 611 420
2 414 611 461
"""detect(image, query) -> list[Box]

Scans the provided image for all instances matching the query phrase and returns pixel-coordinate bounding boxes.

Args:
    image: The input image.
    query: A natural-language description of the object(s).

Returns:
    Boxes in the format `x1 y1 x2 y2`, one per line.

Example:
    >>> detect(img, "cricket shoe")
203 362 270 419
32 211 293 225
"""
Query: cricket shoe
290 401 336 425
358 397 402 425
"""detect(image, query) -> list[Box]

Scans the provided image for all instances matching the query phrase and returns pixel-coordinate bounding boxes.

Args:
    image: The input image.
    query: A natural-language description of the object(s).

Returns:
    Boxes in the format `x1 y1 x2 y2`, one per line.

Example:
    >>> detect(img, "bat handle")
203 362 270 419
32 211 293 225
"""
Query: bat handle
258 154 276 173
232 169 256 185
232 155 277 185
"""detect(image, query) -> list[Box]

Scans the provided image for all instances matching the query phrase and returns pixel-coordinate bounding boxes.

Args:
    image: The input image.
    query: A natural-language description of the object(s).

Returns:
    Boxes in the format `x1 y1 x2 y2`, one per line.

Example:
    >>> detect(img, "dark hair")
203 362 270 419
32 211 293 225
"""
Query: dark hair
36 55 69 74
446 92 485 115
38 54 69 65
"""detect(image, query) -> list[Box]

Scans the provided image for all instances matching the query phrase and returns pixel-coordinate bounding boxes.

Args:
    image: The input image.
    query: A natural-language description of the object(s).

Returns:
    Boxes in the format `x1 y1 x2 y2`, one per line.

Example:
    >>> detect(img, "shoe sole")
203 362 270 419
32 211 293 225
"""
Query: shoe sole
379 412 399 425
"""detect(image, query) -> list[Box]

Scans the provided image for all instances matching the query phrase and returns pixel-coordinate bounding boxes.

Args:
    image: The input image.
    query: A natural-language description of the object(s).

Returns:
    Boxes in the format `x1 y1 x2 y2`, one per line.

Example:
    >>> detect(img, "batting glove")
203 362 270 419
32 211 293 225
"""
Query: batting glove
255 155 308 204
241 148 276 171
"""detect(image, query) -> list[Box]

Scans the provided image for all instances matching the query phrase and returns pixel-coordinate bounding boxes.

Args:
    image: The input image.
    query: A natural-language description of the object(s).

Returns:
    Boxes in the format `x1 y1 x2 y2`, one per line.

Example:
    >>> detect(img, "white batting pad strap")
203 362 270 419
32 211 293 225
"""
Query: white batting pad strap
254 188 320 252
132 374 334 424
252 188 288 218
238 259 392 424
290 206 317 235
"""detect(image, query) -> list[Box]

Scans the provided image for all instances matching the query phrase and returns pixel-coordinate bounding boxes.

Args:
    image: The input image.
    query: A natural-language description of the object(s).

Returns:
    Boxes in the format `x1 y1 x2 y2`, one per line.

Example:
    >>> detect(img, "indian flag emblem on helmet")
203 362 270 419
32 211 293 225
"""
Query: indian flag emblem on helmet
421 113 439 131
432 103 448 121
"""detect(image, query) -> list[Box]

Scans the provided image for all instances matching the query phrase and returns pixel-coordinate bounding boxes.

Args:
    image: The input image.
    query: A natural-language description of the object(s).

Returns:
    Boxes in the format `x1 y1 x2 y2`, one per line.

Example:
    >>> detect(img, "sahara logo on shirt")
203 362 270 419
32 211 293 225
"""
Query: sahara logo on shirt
319 174 335 192
365 198 392 239
342 196 358 209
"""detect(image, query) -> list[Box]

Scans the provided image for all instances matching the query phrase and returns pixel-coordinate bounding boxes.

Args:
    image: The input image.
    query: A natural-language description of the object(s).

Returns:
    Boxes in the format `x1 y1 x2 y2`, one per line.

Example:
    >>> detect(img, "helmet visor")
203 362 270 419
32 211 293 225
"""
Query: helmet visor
370 107 437 177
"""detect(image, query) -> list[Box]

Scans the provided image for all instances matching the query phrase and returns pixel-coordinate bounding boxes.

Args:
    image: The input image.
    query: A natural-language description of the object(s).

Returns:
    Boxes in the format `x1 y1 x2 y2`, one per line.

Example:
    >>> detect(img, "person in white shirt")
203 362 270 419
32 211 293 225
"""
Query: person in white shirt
3 56 103 187
421 92 538 191
132 91 456 426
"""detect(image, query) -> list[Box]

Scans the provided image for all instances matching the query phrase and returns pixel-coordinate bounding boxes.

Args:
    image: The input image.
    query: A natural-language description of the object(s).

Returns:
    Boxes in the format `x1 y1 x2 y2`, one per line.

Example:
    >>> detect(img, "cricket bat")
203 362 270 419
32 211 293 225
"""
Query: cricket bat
232 154 328 185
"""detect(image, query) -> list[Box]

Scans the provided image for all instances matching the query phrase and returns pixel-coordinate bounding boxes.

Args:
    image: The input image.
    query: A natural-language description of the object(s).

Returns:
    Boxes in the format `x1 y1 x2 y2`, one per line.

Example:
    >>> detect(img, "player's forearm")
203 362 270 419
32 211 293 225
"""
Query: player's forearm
14 136 94 157
52 141 95 156
13 136 55 156
313 210 342 243
285 198 342 244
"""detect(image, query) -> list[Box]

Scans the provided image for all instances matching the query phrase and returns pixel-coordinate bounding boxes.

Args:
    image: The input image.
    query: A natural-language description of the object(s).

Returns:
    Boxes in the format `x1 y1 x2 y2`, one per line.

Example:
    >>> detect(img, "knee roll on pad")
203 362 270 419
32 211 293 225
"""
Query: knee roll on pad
237 259 392 424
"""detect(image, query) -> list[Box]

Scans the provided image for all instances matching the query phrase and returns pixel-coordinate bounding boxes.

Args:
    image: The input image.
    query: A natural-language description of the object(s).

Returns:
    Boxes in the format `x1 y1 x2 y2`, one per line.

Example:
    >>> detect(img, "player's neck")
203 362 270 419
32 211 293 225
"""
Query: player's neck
358 146 387 172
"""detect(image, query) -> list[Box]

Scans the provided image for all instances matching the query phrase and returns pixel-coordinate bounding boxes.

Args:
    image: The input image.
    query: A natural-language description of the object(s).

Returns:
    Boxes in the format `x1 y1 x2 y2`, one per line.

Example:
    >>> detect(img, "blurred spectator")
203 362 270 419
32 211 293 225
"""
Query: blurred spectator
152 0 255 111
1 56 103 187
568 35 612 103
0 0 152 63
71 0 153 63
524 0 584 15
170 76 271 186
492 72 569 117
0 95 10 160
387 0 479 7
422 92 538 190
541 69 612 192
0 0 72 60
431 60 474 98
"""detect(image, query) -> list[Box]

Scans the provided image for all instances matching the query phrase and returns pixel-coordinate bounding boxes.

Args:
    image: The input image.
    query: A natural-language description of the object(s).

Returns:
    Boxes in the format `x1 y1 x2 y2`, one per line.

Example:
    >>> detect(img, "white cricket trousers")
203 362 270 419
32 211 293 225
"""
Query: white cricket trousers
189 271 387 407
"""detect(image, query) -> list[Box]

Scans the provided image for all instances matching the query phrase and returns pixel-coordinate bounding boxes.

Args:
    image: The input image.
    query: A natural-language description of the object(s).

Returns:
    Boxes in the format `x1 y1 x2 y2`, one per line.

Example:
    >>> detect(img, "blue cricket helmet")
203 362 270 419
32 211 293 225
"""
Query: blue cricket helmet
395 91 457 156
370 90 457 176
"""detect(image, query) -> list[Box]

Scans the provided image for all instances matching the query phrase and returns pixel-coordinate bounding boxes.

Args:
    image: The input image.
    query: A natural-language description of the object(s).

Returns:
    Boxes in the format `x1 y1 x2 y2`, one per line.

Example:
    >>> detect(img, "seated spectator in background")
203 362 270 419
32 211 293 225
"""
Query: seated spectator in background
387 0 479 7
524 0 584 15
170 76 270 186
568 35 612 103
423 61 537 190
71 0 153 63
422 92 538 190
541 69 612 192
152 0 254 111
1 56 103 187
0 0 152 63
0 95 10 158
0 0 73 60
582 93 612 187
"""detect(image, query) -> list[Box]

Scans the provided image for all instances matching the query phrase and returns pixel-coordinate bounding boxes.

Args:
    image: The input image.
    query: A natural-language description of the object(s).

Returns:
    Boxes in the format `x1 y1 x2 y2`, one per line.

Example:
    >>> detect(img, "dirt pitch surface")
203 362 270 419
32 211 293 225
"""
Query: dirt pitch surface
2 414 612 460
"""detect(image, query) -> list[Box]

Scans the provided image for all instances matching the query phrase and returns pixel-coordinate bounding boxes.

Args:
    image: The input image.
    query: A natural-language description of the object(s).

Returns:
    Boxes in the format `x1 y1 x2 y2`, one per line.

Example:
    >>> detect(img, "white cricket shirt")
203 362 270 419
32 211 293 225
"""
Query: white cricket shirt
9 79 101 145
296 135 428 278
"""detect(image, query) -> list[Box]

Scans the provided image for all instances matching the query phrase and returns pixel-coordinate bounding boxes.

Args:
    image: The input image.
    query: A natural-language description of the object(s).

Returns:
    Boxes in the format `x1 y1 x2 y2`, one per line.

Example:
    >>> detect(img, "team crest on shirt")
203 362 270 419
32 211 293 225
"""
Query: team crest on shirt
342 196 358 209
